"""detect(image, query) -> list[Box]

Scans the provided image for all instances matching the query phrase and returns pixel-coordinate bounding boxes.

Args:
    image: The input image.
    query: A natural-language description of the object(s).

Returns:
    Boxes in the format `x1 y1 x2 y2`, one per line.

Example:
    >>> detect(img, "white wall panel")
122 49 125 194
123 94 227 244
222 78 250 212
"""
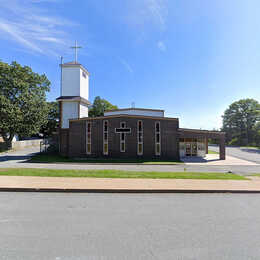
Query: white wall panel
104 109 164 117
62 102 78 128
62 67 80 97
80 103 89 118
80 68 89 100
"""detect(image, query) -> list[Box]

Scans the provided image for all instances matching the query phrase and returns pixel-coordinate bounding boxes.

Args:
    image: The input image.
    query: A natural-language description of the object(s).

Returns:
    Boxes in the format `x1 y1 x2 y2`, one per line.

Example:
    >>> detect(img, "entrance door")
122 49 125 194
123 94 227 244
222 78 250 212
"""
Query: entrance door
185 143 191 156
192 142 197 156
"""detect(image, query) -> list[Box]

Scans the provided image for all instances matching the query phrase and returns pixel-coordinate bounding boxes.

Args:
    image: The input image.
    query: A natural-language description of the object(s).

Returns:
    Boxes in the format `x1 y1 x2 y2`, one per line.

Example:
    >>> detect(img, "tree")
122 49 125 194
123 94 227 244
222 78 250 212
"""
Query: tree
89 96 118 117
40 102 59 137
0 61 50 148
222 99 260 145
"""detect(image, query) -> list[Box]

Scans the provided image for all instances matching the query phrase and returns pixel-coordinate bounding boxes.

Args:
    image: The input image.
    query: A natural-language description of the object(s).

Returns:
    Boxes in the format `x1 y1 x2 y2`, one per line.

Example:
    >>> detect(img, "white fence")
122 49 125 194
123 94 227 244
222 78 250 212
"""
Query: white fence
12 139 42 150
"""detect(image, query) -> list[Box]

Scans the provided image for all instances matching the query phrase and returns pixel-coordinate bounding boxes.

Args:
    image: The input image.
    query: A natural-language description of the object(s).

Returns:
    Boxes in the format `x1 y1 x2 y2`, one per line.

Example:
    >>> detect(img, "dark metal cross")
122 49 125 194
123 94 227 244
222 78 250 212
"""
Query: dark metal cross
115 123 131 134
115 128 131 133
70 40 82 63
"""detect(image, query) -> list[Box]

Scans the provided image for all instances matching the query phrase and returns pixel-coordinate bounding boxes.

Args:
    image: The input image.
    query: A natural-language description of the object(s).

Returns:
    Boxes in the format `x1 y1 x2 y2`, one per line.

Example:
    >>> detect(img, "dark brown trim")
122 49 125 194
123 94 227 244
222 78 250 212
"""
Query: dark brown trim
179 128 225 135
56 96 91 106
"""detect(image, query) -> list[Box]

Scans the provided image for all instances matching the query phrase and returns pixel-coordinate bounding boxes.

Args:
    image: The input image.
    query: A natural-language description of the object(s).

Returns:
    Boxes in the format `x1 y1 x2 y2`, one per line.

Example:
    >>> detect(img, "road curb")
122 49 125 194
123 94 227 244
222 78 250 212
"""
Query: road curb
1 187 260 193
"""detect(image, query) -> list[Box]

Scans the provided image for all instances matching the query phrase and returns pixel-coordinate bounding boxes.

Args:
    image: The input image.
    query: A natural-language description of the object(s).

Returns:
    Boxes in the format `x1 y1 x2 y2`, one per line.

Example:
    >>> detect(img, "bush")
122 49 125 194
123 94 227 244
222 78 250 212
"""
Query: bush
0 142 8 153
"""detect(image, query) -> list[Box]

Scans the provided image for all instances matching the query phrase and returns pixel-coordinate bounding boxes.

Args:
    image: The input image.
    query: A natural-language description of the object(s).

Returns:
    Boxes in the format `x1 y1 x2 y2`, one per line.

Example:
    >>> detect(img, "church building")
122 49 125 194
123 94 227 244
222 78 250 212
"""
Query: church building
57 60 225 161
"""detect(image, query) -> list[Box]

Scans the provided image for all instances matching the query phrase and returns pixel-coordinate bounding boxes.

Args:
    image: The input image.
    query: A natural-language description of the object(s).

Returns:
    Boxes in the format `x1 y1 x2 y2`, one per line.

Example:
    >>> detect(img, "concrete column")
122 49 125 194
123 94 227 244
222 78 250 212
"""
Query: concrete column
219 135 226 160
205 138 208 154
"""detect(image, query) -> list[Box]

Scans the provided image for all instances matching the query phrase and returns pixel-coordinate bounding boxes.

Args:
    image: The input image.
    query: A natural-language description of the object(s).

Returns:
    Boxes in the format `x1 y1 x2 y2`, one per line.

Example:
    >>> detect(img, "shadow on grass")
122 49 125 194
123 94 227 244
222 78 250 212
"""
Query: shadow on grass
28 153 183 165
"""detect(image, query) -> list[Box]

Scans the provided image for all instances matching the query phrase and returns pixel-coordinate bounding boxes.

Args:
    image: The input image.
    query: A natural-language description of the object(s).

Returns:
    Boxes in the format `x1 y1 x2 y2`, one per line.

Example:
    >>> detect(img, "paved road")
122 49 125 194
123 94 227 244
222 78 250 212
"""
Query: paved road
1 147 260 175
1 192 260 259
209 145 260 164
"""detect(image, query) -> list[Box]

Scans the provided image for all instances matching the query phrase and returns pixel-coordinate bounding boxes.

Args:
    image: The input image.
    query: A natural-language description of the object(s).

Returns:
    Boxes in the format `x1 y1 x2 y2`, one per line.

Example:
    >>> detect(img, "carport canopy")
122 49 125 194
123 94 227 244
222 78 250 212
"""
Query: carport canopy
178 128 226 160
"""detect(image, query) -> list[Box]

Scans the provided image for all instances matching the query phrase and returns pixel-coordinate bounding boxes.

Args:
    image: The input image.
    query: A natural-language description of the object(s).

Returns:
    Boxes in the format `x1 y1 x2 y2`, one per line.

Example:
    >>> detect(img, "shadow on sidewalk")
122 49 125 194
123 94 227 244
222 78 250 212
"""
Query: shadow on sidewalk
240 148 260 155
181 157 219 163
0 152 39 163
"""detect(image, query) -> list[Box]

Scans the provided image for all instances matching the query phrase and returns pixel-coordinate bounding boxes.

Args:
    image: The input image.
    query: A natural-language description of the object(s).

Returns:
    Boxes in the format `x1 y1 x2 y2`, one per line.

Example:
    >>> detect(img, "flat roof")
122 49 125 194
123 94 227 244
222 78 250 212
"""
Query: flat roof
70 114 178 122
179 128 225 134
179 128 225 139
104 108 165 113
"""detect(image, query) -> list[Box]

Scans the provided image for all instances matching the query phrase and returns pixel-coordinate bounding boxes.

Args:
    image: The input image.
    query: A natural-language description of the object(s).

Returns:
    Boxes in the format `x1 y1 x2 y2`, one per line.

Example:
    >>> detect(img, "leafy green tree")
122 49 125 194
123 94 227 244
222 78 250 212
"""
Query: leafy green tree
0 61 50 148
40 102 59 137
89 96 118 117
222 99 260 145
253 122 260 146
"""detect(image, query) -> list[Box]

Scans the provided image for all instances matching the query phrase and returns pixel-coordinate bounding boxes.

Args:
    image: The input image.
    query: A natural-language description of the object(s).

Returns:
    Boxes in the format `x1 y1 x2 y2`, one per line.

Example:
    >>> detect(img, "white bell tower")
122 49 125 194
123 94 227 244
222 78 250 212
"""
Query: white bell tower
57 42 90 129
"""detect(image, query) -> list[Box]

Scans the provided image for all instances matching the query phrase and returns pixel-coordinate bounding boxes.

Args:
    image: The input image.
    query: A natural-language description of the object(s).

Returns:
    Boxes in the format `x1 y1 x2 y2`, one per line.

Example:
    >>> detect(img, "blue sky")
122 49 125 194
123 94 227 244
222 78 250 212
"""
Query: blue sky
0 0 260 130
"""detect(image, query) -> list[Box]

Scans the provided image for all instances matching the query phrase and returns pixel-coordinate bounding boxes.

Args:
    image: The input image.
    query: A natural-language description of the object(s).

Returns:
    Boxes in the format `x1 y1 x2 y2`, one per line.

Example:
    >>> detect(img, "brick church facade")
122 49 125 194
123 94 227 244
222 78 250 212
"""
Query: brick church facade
57 61 225 160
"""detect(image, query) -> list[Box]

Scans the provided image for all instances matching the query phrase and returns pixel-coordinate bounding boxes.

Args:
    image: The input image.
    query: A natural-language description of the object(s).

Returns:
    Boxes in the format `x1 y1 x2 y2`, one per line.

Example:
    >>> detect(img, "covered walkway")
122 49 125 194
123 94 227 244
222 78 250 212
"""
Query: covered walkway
179 128 226 160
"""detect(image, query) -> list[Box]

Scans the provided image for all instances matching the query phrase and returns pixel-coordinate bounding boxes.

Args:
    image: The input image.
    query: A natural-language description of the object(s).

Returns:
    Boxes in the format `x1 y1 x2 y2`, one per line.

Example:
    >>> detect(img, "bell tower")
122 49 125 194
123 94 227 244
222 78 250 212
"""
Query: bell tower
57 42 90 129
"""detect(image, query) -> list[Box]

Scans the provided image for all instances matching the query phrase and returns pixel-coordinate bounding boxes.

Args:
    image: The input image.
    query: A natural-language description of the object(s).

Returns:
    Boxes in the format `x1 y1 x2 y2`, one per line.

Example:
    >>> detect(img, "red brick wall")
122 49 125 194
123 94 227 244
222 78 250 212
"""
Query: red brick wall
59 129 69 156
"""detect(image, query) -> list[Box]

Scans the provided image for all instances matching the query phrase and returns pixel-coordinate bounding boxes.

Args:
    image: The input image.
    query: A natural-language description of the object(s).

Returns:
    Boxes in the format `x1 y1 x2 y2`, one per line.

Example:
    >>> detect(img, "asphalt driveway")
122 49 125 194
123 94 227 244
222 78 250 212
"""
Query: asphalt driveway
0 146 40 163
209 145 260 164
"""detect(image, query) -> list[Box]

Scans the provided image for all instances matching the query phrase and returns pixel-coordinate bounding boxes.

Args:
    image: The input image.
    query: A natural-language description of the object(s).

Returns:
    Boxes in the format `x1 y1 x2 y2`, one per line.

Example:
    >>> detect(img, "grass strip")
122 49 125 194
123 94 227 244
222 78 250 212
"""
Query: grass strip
208 150 219 154
0 168 247 180
240 146 260 150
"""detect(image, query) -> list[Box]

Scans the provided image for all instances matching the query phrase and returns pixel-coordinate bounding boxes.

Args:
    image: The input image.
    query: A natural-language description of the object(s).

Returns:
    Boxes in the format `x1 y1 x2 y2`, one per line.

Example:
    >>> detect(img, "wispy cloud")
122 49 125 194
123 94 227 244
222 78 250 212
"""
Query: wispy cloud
126 0 168 31
145 0 167 28
0 0 76 56
118 57 134 74
157 41 166 51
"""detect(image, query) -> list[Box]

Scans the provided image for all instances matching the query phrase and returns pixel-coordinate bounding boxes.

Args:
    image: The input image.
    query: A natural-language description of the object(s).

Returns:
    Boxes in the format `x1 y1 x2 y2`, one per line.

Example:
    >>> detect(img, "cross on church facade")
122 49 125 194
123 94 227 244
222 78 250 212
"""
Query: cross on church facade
115 122 131 152
70 40 82 63
115 122 131 134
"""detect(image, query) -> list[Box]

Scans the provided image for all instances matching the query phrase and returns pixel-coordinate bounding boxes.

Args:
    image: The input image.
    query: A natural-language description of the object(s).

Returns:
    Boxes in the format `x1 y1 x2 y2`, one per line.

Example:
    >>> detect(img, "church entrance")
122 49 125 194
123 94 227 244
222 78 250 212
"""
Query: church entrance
184 142 197 156
179 138 205 157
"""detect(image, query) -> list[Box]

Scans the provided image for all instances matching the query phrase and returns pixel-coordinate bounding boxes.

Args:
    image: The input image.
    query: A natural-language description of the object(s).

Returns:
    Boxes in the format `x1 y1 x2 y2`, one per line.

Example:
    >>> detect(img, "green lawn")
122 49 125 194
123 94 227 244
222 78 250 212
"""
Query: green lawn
0 168 247 180
29 153 183 165
240 146 260 150
208 150 219 154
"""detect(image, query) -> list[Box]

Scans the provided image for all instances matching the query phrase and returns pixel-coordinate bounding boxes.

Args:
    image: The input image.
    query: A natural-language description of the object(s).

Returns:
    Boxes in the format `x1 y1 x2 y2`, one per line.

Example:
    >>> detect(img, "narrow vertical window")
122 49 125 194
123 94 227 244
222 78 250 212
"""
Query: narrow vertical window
103 120 108 155
86 121 91 154
120 122 126 152
155 121 161 156
137 120 143 155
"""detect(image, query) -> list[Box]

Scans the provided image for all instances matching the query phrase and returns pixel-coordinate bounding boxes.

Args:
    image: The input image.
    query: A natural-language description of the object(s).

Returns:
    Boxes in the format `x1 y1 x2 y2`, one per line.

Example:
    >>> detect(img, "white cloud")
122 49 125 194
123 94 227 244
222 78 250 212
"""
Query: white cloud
145 0 167 28
157 41 166 51
126 0 168 31
118 57 134 74
0 0 75 56
0 22 44 53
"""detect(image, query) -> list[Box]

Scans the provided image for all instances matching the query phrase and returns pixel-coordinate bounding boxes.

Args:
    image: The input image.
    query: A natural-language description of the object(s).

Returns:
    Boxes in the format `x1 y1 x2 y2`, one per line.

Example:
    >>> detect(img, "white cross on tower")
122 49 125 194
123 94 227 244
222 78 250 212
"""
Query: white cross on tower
70 40 82 63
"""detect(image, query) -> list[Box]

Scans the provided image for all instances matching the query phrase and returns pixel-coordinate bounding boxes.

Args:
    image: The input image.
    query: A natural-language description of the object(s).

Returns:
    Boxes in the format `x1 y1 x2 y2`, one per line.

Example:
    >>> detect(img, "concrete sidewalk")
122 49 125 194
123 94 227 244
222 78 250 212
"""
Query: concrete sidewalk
1 175 260 193
181 154 258 165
